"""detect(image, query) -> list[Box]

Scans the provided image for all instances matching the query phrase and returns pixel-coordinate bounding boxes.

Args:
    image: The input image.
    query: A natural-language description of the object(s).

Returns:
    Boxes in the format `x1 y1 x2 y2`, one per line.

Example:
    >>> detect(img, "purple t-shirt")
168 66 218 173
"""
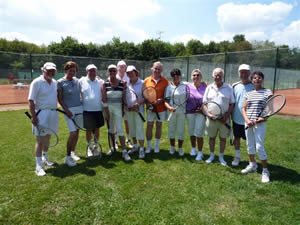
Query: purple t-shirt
186 83 207 114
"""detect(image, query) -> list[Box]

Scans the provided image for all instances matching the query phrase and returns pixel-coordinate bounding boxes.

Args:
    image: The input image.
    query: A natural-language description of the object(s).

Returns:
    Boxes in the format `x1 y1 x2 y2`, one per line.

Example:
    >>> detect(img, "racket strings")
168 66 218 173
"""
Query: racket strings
143 88 157 103
173 85 190 106
206 103 222 117
262 95 286 117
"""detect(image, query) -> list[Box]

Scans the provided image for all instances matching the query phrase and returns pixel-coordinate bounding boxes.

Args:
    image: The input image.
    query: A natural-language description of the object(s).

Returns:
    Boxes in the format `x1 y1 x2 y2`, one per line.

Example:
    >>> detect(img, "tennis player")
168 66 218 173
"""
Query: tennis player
102 64 130 161
125 65 145 158
144 61 169 154
28 62 58 176
78 64 105 157
164 68 186 156
241 71 272 183
203 68 235 166
231 64 254 166
116 60 133 148
185 69 207 160
57 61 82 167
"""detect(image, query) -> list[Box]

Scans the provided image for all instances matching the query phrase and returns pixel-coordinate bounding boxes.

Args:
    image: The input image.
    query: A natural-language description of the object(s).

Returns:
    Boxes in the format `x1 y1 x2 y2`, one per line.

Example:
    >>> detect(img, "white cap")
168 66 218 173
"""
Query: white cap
108 64 117 70
117 60 126 66
126 65 138 72
41 62 56 71
86 64 97 71
238 64 250 71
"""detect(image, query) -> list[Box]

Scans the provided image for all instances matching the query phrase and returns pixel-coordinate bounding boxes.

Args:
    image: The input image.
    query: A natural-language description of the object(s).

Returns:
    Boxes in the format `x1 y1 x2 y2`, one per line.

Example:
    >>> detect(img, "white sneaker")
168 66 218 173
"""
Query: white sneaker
195 152 203 161
71 151 80 161
145 146 151 154
169 147 175 155
87 146 94 157
262 170 270 183
154 145 160 153
122 150 131 161
126 139 133 148
241 164 258 174
42 158 55 166
65 157 77 167
106 149 115 156
128 146 138 154
178 148 184 156
115 141 119 150
231 157 241 167
139 149 145 159
205 155 215 164
93 148 101 157
190 148 197 156
219 157 227 166
35 166 46 176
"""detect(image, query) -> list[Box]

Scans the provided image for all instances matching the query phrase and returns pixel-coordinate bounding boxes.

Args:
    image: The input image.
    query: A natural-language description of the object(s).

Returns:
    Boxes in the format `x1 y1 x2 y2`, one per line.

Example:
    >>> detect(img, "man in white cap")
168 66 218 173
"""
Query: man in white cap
28 62 59 176
231 64 254 166
78 64 105 157
116 60 133 148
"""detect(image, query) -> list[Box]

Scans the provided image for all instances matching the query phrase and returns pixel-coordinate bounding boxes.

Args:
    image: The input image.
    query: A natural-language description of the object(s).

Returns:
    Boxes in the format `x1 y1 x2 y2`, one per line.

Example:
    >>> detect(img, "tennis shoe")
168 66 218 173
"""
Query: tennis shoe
205 155 215 164
87 146 94 157
195 152 203 161
128 146 138 154
145 146 151 154
114 140 119 150
241 164 257 174
71 151 80 161
139 149 145 159
106 149 115 156
126 139 133 148
65 157 76 167
93 149 101 157
169 147 175 155
178 148 184 156
231 157 240 166
219 156 227 166
190 148 197 156
35 166 46 176
262 170 270 183
154 145 160 153
122 150 131 161
42 158 55 166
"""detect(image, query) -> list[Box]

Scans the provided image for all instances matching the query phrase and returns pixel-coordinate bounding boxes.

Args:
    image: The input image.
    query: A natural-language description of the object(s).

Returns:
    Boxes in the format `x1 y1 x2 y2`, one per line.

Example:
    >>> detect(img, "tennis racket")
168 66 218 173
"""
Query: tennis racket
143 86 160 120
56 109 86 131
25 111 58 148
125 88 145 122
106 119 116 154
167 83 190 121
245 94 286 130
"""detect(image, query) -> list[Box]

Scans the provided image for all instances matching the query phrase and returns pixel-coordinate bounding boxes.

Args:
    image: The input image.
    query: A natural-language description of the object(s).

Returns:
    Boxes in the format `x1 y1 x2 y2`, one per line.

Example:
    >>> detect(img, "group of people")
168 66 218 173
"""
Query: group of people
28 60 272 183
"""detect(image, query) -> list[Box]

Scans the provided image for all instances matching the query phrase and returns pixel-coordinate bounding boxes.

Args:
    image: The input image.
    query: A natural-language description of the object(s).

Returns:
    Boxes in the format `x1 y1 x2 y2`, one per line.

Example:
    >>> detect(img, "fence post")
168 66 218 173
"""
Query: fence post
273 48 279 92
186 56 190 82
223 52 227 83
29 53 33 80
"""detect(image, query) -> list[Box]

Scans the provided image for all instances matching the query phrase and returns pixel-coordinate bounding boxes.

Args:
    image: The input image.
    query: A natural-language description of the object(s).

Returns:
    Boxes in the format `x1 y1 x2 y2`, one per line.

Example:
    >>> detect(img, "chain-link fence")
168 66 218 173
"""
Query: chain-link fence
161 48 300 91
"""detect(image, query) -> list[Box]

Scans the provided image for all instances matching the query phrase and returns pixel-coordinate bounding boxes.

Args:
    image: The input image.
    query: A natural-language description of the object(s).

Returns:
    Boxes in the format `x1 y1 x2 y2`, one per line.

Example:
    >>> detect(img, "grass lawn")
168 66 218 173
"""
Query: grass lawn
0 110 299 225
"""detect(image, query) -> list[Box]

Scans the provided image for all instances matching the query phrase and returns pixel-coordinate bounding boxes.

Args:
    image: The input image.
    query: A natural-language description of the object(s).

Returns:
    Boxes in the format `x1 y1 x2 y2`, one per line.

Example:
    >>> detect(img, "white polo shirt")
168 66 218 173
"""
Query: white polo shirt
164 81 188 114
79 76 102 111
28 75 57 110
117 72 130 84
203 82 235 114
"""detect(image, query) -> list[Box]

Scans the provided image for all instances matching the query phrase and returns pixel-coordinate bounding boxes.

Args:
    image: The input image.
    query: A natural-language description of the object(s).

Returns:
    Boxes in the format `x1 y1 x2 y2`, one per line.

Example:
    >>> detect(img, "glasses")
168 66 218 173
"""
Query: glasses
193 74 201 77
109 70 117 73
171 74 181 77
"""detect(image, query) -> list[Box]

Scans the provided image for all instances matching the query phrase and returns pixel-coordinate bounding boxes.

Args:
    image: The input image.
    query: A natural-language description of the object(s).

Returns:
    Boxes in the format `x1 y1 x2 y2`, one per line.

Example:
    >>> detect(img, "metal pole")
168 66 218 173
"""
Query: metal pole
272 48 279 92
29 53 33 81
223 52 227 83
186 56 190 82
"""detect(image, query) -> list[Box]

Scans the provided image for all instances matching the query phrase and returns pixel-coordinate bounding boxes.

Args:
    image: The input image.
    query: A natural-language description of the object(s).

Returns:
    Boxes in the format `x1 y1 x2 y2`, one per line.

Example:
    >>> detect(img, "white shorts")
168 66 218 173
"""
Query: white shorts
127 111 145 140
64 106 83 132
146 110 167 122
186 113 206 137
205 118 230 138
108 104 124 136
168 112 185 140
32 109 59 136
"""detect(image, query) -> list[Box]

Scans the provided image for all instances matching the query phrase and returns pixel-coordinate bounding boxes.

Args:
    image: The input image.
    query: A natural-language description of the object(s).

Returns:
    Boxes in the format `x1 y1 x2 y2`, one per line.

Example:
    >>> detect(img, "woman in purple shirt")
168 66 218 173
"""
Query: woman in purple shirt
186 69 207 160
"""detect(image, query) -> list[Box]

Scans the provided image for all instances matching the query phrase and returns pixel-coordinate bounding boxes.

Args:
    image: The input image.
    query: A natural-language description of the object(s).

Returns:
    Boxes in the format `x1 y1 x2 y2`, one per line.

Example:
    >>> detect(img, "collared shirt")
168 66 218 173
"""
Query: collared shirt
57 77 82 108
117 72 130 84
232 81 254 125
164 81 188 114
186 82 207 114
79 76 102 111
143 75 169 112
28 75 57 110
126 78 144 113
203 82 235 114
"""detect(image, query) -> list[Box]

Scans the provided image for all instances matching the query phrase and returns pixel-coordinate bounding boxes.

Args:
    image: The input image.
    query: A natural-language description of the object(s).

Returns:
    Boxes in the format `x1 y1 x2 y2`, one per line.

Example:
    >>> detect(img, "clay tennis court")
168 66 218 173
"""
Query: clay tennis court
0 84 299 115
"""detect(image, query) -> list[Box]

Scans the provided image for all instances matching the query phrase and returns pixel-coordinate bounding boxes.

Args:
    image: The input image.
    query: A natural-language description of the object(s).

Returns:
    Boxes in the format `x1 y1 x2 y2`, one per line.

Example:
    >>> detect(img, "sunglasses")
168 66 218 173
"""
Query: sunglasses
171 74 181 77
192 74 201 77
109 70 117 73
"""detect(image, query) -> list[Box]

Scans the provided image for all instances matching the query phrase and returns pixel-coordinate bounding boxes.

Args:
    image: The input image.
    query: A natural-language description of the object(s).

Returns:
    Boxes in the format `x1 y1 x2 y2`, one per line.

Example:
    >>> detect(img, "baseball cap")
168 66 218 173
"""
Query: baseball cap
117 60 126 67
108 64 117 70
126 65 138 73
41 62 56 71
86 64 97 71
238 64 251 71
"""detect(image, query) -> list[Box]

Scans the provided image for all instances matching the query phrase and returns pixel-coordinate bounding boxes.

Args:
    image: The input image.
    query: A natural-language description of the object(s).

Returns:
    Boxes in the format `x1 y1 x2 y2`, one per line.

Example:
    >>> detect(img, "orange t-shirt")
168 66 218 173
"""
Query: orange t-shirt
144 75 169 112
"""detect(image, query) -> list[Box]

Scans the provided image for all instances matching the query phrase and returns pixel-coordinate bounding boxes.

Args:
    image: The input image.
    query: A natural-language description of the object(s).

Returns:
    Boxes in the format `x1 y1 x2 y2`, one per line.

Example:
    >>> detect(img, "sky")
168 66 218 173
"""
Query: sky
0 0 299 47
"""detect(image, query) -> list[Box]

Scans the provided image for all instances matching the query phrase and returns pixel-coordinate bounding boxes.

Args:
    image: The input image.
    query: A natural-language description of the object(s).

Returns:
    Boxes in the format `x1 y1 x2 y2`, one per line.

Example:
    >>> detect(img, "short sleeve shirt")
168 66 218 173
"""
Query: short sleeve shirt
127 78 144 113
186 82 207 114
164 81 187 114
57 77 82 108
28 75 57 110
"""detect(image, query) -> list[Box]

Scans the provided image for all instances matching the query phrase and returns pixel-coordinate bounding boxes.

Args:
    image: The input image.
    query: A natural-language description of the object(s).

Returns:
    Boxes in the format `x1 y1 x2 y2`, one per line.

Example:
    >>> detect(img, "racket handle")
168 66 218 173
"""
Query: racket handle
167 111 173 121
138 112 146 122
25 111 32 119
56 108 66 114
224 123 231 130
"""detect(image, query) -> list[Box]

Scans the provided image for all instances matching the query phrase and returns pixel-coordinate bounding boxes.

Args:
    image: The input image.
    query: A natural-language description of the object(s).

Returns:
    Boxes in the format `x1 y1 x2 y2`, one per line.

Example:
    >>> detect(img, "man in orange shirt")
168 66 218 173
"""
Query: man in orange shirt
143 61 169 153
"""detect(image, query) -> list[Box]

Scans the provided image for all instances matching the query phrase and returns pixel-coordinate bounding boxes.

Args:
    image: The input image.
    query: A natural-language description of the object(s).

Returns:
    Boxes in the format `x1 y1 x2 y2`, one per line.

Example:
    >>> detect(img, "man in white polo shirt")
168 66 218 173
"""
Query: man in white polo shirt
28 62 59 176
79 64 105 157
203 68 235 166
